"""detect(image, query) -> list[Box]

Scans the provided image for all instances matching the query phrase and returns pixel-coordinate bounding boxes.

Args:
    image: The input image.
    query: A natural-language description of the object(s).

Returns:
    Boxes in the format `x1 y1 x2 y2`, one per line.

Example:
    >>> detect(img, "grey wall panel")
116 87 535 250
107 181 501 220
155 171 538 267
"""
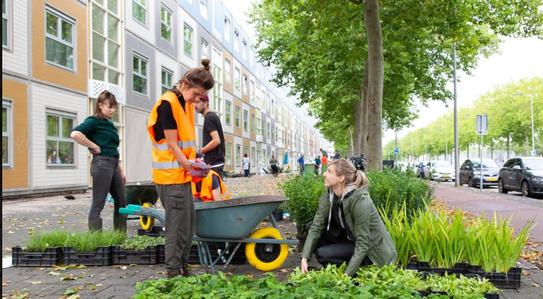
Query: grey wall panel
125 32 156 111
125 108 153 183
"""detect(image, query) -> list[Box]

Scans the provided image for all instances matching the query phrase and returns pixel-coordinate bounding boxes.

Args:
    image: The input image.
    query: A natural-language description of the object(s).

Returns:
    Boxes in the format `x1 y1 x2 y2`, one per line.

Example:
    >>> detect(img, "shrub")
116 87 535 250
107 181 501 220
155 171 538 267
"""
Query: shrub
367 169 433 220
280 173 325 231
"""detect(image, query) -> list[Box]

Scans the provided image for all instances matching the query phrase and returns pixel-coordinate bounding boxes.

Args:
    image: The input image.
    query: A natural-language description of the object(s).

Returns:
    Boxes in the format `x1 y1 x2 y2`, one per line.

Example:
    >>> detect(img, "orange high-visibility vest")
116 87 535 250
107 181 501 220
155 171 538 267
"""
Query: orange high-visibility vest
147 91 196 184
191 170 227 202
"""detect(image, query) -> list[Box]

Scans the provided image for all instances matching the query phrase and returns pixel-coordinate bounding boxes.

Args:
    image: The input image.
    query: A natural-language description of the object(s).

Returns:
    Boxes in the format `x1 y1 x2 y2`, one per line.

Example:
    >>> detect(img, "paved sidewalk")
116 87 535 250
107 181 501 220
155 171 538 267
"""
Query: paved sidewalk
2 176 543 298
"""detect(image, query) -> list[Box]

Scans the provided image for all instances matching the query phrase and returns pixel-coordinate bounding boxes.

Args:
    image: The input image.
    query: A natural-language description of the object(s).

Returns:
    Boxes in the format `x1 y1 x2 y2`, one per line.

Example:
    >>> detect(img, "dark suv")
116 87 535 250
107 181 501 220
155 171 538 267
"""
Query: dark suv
498 157 543 198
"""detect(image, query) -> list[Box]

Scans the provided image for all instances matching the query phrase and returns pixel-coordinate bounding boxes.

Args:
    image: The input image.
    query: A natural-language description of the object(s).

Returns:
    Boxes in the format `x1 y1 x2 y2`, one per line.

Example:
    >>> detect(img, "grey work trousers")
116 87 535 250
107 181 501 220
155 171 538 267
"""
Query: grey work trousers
155 183 195 272
89 156 126 221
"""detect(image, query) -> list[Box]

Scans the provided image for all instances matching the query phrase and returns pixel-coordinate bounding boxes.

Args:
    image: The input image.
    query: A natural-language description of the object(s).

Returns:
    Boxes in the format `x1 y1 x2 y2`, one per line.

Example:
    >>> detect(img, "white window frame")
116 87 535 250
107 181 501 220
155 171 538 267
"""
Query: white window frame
242 75 248 96
242 39 247 61
160 4 172 43
234 105 240 128
199 0 208 19
2 100 12 167
234 67 241 93
45 7 75 71
235 144 241 167
161 66 173 94
233 28 239 52
183 23 193 58
225 142 232 166
243 109 248 132
200 37 209 59
132 0 147 26
225 100 232 126
223 58 231 83
45 109 76 167
91 0 121 84
132 52 149 95
223 17 231 43
2 0 10 50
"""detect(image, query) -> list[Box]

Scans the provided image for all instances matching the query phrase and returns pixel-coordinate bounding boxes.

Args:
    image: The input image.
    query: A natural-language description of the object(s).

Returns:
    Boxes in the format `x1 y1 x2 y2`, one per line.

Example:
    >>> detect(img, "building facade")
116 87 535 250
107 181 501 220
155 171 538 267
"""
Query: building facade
2 0 325 197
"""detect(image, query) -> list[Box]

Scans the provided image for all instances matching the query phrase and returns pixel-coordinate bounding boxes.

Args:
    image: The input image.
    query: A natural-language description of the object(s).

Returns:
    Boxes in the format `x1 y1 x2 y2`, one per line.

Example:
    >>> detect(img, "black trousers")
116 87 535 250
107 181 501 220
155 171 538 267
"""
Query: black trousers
89 156 126 221
314 233 373 267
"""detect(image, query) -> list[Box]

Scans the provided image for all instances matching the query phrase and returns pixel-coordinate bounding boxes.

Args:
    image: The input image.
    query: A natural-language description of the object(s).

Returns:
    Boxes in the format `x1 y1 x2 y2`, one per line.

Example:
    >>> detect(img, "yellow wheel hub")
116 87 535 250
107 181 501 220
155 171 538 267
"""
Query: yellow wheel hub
139 202 155 231
245 227 289 271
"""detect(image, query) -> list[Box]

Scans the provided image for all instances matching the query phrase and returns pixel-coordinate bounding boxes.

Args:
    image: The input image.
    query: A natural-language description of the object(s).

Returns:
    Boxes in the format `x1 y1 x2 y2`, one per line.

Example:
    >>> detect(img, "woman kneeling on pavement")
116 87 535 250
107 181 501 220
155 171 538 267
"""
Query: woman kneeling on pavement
300 159 397 276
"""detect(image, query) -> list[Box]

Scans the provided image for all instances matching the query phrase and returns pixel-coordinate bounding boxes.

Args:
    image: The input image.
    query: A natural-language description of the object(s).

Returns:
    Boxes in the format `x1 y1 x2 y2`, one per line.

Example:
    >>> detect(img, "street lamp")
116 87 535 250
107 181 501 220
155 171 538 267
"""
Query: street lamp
514 92 536 156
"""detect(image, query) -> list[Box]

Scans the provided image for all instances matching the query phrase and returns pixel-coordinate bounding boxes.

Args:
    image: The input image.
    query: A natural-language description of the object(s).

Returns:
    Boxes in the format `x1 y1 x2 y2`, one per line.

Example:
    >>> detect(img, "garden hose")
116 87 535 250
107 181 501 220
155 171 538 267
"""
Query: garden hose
139 202 155 231
245 227 289 271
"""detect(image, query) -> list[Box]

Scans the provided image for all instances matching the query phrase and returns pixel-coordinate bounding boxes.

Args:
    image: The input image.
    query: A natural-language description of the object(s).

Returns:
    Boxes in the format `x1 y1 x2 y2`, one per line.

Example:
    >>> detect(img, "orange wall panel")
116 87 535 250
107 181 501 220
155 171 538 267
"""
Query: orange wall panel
32 0 87 92
2 79 29 189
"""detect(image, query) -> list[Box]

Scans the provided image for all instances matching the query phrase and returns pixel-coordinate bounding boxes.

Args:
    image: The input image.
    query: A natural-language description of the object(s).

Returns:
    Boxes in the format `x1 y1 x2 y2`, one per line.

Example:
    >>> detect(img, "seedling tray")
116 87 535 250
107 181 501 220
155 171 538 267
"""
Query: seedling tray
137 226 164 238
112 246 158 265
63 247 112 266
157 242 246 265
12 246 62 267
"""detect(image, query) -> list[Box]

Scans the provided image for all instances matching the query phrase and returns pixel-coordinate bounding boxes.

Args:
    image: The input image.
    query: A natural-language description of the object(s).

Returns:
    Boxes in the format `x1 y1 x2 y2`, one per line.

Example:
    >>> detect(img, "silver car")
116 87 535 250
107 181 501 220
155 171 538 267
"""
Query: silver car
459 158 500 188
428 160 455 182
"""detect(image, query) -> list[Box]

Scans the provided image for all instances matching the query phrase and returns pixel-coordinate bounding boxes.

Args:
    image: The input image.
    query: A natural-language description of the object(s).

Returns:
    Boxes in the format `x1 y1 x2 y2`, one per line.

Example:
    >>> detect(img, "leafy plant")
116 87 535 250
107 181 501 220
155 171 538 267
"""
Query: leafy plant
426 273 499 296
379 202 414 267
121 236 165 250
65 231 126 252
280 173 325 232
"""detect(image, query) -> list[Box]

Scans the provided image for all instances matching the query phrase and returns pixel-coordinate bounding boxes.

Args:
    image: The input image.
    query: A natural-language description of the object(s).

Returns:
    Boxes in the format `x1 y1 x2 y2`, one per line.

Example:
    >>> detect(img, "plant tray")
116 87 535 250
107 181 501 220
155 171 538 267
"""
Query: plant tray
419 290 499 298
63 247 112 266
137 226 164 238
112 246 158 265
467 266 521 289
156 244 199 264
157 242 246 265
12 246 62 267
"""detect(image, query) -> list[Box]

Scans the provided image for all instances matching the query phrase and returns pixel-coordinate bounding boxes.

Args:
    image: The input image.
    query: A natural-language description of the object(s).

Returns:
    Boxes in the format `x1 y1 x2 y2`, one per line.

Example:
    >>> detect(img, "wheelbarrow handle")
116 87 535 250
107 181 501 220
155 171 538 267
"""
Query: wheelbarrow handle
119 204 166 225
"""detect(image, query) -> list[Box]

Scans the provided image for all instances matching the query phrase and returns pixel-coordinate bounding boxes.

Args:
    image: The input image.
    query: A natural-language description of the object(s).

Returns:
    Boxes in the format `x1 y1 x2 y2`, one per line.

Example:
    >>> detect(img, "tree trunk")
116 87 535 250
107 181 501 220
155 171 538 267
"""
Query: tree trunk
363 0 384 170
355 61 369 157
348 127 355 157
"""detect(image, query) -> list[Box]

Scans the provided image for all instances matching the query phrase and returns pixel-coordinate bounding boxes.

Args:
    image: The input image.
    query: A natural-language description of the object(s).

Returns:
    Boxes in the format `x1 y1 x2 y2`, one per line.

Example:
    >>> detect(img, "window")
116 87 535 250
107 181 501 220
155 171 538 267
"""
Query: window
201 38 209 58
243 146 249 159
132 0 146 25
46 110 75 166
2 0 9 48
2 100 11 166
250 80 255 102
91 0 121 84
251 113 255 134
251 146 256 167
225 100 231 126
242 75 248 96
132 52 148 95
45 8 75 70
199 0 208 19
161 67 173 94
224 59 231 83
211 51 223 113
243 109 248 132
233 29 239 52
160 5 172 42
234 67 241 92
257 116 261 135
183 23 192 57
223 17 230 42
225 142 232 165
242 39 247 61
267 122 271 139
235 144 241 167
234 106 240 128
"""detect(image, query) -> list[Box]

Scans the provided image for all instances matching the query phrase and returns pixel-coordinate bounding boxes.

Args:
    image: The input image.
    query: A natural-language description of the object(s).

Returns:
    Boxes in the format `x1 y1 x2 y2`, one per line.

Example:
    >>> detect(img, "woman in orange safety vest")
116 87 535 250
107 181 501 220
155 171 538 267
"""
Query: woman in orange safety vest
192 169 227 201
147 59 214 278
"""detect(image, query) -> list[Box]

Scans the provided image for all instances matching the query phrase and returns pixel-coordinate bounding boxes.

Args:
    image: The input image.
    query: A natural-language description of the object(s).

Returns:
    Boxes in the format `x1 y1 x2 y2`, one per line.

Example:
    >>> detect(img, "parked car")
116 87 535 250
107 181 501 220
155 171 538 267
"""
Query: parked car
427 160 455 182
498 157 543 197
459 158 500 188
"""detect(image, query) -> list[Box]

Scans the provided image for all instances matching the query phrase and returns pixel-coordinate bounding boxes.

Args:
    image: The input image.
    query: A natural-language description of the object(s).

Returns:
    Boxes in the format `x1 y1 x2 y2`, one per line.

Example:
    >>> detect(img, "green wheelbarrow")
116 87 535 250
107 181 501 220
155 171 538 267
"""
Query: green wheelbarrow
124 182 159 231
119 195 298 272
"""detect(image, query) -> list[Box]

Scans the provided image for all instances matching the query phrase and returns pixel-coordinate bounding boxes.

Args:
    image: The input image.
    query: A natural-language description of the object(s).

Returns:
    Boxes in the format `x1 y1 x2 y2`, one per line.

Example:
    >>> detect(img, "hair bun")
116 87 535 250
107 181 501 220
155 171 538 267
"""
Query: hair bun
201 58 211 71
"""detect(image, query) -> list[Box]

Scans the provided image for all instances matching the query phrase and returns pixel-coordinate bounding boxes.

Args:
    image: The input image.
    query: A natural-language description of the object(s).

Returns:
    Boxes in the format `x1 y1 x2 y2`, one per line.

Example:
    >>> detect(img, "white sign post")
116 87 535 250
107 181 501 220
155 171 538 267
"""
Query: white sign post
476 115 488 191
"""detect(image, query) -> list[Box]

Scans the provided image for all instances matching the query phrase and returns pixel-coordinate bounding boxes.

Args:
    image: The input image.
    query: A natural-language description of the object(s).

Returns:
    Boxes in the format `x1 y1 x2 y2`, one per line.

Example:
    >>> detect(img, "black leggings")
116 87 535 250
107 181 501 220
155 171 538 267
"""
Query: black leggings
314 235 373 267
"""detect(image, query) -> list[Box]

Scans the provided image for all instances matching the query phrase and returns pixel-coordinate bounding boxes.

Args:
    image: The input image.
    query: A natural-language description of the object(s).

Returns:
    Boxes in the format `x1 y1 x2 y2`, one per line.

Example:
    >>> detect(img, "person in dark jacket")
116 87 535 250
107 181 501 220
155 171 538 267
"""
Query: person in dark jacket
300 159 397 276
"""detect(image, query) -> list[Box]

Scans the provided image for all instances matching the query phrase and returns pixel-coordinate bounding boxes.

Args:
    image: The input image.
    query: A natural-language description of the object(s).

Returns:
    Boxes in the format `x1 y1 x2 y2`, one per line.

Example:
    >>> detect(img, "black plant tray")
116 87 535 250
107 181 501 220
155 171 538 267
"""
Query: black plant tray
12 246 62 267
156 244 200 264
418 290 499 298
63 247 112 266
112 246 158 265
468 265 521 289
137 226 165 238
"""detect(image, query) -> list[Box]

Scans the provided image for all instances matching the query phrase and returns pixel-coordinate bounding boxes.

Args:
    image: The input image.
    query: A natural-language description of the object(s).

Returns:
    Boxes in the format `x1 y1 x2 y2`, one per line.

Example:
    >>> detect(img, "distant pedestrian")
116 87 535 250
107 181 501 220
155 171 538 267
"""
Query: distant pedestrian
298 154 305 175
314 156 321 176
270 155 279 177
242 154 251 177
71 90 127 234
195 94 225 177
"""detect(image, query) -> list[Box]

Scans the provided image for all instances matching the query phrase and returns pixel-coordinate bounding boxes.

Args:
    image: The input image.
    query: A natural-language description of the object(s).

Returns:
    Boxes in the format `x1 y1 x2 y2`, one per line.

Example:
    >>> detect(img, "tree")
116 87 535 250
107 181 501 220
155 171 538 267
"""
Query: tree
251 0 543 169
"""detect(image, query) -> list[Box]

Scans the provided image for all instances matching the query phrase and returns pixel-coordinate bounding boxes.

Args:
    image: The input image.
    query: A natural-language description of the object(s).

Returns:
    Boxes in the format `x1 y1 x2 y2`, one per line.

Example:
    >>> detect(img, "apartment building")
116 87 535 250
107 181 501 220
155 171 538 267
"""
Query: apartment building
2 0 324 197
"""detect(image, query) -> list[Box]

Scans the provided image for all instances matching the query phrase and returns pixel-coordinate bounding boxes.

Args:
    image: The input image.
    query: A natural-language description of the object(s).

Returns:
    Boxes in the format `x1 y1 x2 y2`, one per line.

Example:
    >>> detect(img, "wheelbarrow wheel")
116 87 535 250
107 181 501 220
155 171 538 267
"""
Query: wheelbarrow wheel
245 227 288 271
139 202 155 231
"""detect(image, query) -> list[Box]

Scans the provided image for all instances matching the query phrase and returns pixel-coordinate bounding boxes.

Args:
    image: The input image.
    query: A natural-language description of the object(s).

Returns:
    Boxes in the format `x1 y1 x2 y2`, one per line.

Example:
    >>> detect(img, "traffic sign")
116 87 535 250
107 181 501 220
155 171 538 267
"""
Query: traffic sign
476 114 488 135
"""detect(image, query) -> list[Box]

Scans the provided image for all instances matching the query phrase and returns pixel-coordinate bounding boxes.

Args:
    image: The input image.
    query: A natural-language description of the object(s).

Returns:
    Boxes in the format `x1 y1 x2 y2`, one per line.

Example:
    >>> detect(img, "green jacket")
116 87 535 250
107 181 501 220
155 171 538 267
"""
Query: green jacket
302 188 397 276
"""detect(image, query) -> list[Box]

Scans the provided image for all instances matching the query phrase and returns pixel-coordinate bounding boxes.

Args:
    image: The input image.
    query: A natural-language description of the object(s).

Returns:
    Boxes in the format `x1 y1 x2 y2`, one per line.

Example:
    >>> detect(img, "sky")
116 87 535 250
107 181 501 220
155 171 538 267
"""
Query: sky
223 1 543 148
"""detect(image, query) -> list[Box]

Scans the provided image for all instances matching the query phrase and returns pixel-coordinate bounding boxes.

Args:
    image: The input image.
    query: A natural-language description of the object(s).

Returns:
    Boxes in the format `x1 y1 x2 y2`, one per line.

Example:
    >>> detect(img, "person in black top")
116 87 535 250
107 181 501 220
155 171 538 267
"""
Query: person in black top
194 94 225 176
